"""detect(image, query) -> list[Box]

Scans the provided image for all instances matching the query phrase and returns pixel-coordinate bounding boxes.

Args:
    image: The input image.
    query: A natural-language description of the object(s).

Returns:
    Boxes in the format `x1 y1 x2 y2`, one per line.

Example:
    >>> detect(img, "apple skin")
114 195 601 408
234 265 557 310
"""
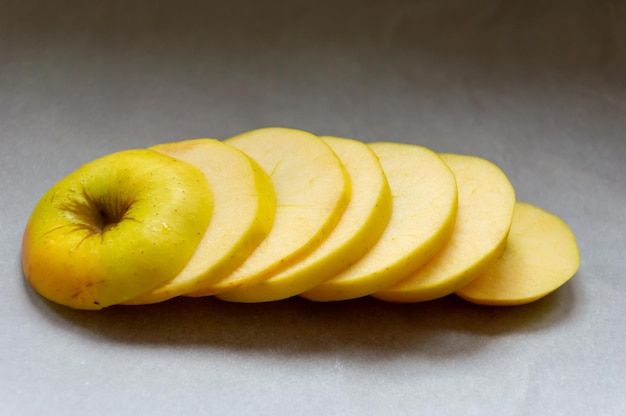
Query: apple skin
21 149 213 310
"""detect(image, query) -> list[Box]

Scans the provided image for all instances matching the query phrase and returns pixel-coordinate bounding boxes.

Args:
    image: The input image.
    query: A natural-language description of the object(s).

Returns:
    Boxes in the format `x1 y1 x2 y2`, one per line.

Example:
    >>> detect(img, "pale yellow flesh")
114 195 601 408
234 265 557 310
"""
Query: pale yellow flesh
188 127 351 296
218 136 393 303
374 153 516 302
455 202 580 306
22 149 213 310
302 142 458 302
124 139 276 305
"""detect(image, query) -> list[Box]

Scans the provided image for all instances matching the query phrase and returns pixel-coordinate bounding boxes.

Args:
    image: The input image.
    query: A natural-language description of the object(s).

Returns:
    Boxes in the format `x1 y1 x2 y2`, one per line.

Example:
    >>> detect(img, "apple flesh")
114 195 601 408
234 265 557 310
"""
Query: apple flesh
455 202 580 305
124 139 276 305
374 153 516 302
217 136 393 303
301 142 458 301
187 127 351 296
21 149 213 310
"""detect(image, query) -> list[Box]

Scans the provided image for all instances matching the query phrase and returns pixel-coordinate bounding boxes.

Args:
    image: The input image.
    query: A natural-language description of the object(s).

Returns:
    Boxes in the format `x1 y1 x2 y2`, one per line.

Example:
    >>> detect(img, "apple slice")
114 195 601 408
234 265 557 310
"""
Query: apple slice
217 136 393 303
374 153 516 302
187 127 351 296
124 139 276 305
301 142 458 302
22 149 213 310
455 202 580 306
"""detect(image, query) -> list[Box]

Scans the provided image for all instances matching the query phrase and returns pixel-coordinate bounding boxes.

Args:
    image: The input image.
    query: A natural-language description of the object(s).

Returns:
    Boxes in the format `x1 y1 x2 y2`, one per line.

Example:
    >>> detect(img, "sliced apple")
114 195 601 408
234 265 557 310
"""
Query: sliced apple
21 149 213 310
301 142 458 302
187 127 351 296
455 202 580 306
124 139 276 305
374 153 516 303
217 136 393 303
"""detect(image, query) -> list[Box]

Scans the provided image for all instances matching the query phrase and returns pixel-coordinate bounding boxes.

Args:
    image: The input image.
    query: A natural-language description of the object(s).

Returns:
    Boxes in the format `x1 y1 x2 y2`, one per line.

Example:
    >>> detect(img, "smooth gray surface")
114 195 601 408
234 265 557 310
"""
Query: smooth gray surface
1 0 625 415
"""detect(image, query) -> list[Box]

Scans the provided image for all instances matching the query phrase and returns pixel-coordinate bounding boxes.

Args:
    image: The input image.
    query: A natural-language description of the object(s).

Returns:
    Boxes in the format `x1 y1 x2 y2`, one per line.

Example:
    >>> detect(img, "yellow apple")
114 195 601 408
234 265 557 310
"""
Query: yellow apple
455 202 580 305
187 127 350 296
301 142 458 301
21 149 213 310
217 136 393 303
374 153 516 302
124 139 276 305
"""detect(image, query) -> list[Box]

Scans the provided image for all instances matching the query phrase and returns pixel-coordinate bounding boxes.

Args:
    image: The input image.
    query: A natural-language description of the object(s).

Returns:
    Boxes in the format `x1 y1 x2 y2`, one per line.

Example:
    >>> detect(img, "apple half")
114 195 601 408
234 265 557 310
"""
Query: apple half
301 142 458 301
374 153 516 302
187 127 351 296
217 136 393 303
21 149 213 310
124 139 276 305
455 202 580 305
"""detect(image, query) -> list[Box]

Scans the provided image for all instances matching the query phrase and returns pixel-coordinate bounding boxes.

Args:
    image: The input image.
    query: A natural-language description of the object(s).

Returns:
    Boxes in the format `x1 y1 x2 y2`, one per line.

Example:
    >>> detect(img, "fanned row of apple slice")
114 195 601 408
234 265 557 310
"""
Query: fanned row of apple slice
22 127 580 310
131 127 579 306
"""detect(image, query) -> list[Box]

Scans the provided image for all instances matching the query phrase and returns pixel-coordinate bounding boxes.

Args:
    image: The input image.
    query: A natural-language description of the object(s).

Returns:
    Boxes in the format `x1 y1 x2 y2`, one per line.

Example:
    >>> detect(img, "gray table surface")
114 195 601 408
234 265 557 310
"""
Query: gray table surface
2 0 625 415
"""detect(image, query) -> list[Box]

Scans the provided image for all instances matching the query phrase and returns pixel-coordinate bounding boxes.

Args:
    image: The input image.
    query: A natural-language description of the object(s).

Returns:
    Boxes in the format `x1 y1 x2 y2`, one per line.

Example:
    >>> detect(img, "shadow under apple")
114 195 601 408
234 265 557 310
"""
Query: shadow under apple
30 275 579 358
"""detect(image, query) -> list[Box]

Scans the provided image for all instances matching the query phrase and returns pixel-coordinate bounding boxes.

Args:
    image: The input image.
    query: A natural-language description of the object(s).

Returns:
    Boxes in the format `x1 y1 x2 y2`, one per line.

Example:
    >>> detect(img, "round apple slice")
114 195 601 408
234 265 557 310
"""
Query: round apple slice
374 153 516 303
217 136 393 303
455 202 580 306
124 139 276 305
187 127 351 296
301 142 458 302
21 149 213 310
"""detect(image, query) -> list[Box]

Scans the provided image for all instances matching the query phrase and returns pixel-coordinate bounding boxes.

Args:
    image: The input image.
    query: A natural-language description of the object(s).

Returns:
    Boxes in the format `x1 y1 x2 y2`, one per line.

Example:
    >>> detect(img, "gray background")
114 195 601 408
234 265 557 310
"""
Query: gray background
1 0 625 414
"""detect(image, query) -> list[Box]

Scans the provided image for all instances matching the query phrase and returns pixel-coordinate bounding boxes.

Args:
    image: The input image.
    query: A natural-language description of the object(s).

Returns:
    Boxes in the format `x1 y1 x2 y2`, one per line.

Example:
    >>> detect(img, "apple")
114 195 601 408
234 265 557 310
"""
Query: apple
301 142 458 302
124 139 276 305
21 128 580 310
374 153 516 302
21 149 213 310
455 202 580 305
217 135 393 303
187 127 350 297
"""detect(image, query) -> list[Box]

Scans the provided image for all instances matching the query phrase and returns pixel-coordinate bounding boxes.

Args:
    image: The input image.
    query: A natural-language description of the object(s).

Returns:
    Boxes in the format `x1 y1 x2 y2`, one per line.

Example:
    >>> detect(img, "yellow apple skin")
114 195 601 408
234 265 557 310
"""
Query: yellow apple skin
455 202 580 306
374 153 516 303
21 149 213 310
302 142 458 302
188 127 351 296
217 136 392 303
125 139 276 305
